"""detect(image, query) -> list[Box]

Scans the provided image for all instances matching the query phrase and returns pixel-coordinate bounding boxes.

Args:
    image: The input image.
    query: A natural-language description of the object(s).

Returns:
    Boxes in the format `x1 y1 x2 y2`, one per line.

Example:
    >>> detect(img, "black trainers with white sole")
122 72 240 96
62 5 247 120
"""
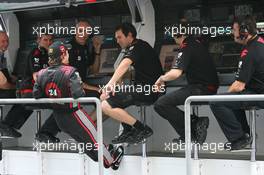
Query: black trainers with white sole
193 117 209 144
126 126 153 144
35 132 60 143
229 134 252 151
111 145 124 170
112 129 133 144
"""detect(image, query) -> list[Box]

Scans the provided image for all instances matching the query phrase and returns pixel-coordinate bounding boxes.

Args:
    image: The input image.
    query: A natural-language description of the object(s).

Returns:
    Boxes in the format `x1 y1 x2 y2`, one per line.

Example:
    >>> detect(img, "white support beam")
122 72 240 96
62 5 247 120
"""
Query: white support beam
127 0 156 47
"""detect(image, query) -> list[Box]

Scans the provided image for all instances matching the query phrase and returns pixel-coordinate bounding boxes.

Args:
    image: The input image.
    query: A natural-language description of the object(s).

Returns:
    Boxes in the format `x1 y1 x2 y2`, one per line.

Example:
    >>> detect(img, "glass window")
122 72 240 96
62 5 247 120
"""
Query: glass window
0 0 113 13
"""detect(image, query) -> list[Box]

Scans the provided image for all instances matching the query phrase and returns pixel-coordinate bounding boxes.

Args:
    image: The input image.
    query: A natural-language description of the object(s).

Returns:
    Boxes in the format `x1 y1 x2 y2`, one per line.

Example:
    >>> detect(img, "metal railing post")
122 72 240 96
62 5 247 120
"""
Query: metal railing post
250 109 256 162
0 97 104 175
185 94 264 175
0 105 3 161
36 110 42 135
95 98 104 175
185 99 192 175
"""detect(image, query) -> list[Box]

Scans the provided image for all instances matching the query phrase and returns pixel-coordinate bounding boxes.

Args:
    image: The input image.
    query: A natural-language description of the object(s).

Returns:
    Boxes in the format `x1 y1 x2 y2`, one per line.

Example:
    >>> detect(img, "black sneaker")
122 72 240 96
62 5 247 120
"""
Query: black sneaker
102 144 115 169
112 129 133 144
126 125 153 144
35 132 60 143
111 145 124 170
229 134 252 151
193 117 209 144
0 122 22 138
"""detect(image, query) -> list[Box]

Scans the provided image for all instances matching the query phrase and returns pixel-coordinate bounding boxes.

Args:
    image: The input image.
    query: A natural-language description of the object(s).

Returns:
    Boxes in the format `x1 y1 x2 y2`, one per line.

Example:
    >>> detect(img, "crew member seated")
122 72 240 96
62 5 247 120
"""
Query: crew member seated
210 15 264 150
154 20 219 145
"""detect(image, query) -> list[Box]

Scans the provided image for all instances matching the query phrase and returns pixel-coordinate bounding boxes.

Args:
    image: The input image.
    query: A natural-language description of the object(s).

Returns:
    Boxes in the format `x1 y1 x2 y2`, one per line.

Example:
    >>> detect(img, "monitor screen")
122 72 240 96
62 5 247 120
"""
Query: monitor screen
99 48 120 73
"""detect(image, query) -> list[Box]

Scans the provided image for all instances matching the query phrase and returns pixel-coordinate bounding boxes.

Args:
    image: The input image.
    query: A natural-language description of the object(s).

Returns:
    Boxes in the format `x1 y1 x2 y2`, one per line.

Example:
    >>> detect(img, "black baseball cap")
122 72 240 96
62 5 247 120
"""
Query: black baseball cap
48 41 72 60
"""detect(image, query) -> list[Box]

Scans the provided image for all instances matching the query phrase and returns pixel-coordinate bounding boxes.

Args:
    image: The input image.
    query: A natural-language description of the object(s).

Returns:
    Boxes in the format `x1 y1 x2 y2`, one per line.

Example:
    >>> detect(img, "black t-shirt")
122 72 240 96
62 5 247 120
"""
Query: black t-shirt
172 36 219 88
235 36 264 93
123 39 163 85
18 47 49 97
26 47 49 77
68 38 95 81
23 47 49 87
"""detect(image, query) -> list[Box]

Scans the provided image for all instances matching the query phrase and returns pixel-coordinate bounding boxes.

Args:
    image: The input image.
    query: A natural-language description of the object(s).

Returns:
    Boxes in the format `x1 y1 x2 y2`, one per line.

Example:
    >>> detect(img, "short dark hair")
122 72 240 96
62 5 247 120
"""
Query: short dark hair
76 19 91 28
240 15 257 35
115 23 137 38
174 20 189 38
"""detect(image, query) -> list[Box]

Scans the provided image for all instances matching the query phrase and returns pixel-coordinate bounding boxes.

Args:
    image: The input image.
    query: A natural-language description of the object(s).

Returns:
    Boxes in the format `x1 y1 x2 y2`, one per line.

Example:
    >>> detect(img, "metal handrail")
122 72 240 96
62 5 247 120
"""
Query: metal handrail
184 94 264 175
0 97 104 175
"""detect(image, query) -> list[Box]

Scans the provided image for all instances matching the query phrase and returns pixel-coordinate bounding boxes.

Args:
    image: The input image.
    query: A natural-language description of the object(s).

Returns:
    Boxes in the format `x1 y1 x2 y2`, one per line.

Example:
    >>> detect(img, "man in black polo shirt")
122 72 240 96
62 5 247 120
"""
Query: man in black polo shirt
210 16 264 150
68 20 101 96
100 23 163 144
154 23 219 144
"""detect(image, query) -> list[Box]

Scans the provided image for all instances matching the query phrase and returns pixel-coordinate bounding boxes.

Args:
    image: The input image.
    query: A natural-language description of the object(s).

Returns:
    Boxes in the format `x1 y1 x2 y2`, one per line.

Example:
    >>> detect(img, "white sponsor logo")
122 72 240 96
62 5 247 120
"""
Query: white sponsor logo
129 46 134 50
238 61 243 68
178 52 183 58
34 57 39 63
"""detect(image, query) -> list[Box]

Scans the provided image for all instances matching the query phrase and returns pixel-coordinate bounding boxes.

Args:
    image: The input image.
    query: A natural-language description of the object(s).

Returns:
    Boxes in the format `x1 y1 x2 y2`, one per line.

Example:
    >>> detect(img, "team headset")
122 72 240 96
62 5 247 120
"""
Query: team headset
239 21 250 40
239 20 264 87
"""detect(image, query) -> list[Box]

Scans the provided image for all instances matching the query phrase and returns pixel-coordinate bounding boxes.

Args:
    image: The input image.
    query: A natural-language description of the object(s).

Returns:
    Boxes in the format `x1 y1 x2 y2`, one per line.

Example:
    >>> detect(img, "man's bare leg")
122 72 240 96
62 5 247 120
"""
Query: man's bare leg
101 100 153 144
101 100 137 125
90 110 109 122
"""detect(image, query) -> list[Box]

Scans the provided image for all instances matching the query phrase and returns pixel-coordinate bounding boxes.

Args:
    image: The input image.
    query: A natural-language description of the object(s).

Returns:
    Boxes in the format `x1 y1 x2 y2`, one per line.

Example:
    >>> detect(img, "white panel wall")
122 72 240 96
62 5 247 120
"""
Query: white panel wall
1 150 264 175
134 0 156 47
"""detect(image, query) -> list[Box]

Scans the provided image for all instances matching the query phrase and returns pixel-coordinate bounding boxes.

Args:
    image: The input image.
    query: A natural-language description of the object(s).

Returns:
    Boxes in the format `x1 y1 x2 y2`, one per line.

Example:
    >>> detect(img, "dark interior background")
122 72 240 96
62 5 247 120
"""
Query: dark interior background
12 0 264 73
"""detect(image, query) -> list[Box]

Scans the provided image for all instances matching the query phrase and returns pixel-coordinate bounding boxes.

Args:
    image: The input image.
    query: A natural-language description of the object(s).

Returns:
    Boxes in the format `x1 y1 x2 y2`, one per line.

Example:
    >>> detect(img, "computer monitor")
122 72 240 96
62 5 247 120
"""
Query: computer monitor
99 48 121 74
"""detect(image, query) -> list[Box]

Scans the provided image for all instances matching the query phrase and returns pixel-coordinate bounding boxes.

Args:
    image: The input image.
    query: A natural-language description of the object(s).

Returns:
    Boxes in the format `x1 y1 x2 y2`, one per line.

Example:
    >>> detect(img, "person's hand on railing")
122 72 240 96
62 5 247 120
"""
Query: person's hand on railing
100 83 115 101
228 80 246 92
